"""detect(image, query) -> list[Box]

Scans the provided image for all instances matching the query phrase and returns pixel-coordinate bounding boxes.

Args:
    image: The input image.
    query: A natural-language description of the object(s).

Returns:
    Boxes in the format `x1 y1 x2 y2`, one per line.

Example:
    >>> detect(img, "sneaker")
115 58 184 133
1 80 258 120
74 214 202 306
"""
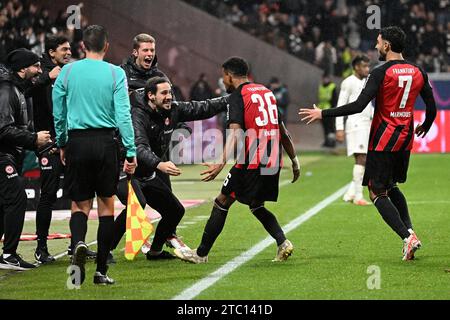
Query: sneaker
402 233 422 261
72 241 88 285
343 193 355 202
68 246 97 260
173 248 208 264
146 250 176 260
0 254 37 271
34 247 56 264
165 234 191 250
148 211 162 223
273 239 294 262
353 198 370 206
93 271 115 285
86 249 97 260
141 240 152 255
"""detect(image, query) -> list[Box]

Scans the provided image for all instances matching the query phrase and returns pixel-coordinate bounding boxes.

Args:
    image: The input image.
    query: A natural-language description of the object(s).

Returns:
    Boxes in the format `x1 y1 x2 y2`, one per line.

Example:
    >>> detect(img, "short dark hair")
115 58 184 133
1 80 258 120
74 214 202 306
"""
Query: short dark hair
222 56 249 77
83 25 108 53
45 35 69 55
352 54 370 68
144 76 170 101
133 33 155 50
380 26 406 53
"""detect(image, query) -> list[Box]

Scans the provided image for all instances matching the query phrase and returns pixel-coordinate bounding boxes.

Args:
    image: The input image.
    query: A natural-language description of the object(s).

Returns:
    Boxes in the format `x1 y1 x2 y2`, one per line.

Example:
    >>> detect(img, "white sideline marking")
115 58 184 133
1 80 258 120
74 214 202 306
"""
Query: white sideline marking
172 183 350 300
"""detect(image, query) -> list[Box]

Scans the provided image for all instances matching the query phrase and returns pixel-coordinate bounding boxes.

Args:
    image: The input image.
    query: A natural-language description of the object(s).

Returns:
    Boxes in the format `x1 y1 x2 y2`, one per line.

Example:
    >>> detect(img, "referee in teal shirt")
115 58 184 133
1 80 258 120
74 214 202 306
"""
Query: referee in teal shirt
53 25 137 286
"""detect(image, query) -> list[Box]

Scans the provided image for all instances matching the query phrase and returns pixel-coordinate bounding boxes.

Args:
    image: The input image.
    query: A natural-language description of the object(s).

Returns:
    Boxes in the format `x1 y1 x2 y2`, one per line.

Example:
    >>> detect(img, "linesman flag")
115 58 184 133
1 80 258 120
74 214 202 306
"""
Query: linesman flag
125 180 154 260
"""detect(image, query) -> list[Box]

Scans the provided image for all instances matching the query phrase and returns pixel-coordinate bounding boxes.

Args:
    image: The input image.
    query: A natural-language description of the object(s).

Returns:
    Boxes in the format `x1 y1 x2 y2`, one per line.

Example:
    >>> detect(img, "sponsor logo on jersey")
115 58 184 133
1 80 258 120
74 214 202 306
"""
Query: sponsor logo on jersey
5 165 18 179
5 165 14 174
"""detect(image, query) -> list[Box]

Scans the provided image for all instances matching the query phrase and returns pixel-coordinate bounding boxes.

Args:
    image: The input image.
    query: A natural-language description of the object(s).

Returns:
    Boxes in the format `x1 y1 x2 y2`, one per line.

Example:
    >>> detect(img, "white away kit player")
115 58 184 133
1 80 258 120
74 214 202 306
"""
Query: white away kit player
335 55 373 205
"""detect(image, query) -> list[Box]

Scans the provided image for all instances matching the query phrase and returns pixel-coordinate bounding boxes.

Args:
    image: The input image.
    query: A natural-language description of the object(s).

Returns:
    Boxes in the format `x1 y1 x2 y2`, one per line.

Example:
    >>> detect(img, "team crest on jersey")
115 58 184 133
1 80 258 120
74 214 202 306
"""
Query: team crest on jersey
41 157 49 166
165 118 170 126
5 165 14 174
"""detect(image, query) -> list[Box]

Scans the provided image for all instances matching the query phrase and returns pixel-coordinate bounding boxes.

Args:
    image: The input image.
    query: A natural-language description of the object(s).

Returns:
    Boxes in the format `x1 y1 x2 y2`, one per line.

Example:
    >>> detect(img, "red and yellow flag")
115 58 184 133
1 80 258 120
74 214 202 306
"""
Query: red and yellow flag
125 180 154 260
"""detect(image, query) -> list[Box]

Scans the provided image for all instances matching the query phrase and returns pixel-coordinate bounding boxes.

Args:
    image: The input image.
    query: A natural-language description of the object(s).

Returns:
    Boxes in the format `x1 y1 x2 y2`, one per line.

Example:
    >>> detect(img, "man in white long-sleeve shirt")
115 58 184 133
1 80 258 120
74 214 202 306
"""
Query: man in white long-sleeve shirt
336 55 373 205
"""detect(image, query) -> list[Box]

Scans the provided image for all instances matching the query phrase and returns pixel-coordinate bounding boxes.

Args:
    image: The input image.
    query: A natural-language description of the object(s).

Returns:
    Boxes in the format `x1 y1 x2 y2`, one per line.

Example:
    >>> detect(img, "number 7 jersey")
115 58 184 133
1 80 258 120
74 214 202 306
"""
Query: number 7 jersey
227 82 281 170
366 60 431 152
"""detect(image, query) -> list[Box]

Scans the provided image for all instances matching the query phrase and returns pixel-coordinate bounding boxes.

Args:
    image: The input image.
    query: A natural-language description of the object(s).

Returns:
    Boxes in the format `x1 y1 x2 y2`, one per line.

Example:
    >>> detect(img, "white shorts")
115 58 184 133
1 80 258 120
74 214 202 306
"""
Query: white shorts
346 128 370 156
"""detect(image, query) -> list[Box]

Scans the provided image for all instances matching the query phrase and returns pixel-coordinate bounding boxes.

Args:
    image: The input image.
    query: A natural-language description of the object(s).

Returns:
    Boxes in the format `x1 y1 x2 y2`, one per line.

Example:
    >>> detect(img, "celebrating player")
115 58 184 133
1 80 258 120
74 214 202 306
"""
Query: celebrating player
299 26 437 261
174 57 300 263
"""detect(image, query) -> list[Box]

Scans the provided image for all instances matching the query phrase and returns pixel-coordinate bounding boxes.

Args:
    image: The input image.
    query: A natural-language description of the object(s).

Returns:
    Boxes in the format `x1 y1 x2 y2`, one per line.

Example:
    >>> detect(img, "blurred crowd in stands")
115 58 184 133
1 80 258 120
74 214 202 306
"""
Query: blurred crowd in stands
0 0 88 63
184 0 450 75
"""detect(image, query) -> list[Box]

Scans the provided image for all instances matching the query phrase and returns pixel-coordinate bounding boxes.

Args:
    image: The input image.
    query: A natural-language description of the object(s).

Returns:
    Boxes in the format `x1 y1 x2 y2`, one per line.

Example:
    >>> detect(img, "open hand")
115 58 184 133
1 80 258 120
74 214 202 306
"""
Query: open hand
298 104 323 124
200 163 224 182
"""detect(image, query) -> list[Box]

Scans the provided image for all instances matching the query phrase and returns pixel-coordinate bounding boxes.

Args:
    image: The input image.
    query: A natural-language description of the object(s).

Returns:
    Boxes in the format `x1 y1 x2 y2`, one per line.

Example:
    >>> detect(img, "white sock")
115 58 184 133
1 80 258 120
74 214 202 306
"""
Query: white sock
353 164 365 201
3 254 11 259
408 228 414 234
345 181 356 198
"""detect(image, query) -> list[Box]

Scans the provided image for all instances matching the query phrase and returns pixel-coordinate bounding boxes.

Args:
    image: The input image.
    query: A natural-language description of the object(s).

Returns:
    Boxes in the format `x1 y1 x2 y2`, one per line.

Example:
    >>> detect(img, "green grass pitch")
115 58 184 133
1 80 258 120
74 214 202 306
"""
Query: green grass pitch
1 153 449 300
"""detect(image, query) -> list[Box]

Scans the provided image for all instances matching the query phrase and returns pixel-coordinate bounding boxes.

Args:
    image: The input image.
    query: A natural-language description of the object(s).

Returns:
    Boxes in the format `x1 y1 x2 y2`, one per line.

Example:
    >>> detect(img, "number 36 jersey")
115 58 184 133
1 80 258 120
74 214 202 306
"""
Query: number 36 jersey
227 82 281 170
364 61 431 152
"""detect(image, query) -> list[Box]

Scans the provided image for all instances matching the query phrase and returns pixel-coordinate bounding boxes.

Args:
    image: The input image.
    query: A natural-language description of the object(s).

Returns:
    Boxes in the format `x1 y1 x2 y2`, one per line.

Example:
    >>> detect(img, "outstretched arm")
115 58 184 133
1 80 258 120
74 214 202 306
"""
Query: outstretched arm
201 123 242 182
299 67 384 123
176 95 230 122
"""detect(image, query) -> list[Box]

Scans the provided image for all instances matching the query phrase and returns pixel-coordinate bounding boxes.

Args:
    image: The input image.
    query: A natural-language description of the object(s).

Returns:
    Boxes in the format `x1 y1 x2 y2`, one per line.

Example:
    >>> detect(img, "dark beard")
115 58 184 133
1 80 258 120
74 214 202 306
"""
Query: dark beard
378 51 386 61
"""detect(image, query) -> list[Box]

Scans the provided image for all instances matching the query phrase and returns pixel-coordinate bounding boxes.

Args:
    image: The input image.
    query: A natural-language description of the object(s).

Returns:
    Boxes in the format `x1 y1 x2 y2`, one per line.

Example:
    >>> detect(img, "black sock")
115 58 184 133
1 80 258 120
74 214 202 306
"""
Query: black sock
110 208 127 251
374 196 410 239
69 211 88 249
97 216 114 274
197 201 228 257
36 201 52 249
251 206 286 246
388 186 412 230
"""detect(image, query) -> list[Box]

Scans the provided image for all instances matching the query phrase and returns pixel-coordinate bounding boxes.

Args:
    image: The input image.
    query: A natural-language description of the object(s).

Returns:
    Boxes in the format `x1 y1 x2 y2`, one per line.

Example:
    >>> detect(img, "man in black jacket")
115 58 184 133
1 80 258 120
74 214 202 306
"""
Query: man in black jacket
120 34 166 96
121 33 191 132
0 48 52 270
29 35 71 264
118 33 190 249
110 76 229 260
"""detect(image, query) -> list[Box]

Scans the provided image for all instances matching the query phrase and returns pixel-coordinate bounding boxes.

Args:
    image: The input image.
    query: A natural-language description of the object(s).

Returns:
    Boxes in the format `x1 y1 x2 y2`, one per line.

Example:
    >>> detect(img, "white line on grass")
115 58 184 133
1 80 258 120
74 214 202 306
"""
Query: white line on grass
172 183 350 300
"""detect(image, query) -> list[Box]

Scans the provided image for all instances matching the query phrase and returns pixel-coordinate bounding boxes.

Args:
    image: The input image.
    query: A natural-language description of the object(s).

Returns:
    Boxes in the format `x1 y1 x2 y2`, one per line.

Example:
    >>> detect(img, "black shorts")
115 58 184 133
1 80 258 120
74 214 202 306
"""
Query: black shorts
64 128 120 201
363 150 410 189
221 165 280 205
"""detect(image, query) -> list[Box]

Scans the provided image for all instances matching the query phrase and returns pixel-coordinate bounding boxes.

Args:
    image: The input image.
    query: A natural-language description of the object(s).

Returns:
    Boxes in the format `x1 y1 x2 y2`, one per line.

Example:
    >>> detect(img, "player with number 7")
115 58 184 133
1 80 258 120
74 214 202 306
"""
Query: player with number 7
299 26 436 261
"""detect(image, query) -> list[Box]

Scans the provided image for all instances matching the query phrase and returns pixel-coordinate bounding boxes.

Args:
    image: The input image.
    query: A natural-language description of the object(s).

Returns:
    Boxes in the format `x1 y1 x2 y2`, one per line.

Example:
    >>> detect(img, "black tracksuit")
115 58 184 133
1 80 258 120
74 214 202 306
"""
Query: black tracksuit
111 92 229 252
121 55 167 94
120 55 192 133
0 71 38 255
29 54 64 249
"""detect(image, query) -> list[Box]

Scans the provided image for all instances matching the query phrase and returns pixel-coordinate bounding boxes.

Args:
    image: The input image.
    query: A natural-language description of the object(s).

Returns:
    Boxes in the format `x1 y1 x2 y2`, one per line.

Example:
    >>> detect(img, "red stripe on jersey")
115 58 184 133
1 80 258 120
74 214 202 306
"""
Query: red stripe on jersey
369 63 424 151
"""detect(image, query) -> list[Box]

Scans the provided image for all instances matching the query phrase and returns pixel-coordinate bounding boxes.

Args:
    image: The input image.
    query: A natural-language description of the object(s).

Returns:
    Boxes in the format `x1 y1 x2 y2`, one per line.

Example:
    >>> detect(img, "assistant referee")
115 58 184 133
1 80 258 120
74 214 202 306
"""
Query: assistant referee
53 25 137 286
